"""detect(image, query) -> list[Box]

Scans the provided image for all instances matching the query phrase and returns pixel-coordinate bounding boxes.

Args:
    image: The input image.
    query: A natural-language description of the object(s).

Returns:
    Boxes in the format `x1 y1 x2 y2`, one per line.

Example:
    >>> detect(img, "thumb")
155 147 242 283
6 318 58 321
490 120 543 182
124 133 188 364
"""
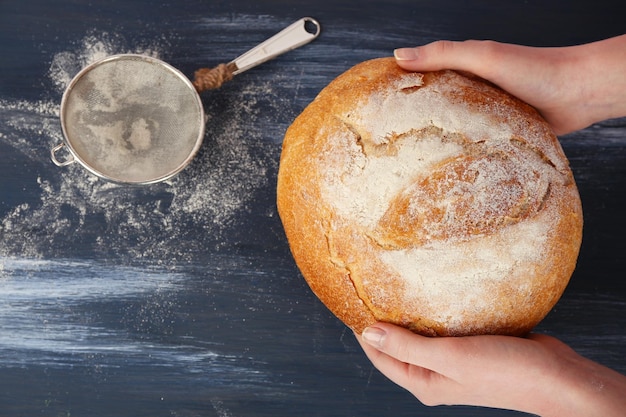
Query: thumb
361 323 444 370
394 40 492 74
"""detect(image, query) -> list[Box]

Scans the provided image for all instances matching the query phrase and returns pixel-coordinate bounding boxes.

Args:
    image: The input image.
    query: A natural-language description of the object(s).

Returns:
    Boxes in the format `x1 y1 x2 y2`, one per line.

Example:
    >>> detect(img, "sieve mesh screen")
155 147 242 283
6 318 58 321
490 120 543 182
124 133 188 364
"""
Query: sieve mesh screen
61 55 204 183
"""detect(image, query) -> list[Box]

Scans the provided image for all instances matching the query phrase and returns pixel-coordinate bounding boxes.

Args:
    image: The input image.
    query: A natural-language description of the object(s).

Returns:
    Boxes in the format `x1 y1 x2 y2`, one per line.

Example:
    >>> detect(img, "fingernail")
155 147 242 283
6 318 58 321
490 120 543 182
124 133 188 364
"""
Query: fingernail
361 326 387 348
394 47 419 61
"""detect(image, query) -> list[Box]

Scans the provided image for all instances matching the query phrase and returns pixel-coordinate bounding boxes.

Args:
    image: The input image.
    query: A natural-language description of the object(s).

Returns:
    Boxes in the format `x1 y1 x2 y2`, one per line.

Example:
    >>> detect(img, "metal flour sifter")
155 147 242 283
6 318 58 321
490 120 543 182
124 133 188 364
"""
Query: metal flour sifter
51 17 320 184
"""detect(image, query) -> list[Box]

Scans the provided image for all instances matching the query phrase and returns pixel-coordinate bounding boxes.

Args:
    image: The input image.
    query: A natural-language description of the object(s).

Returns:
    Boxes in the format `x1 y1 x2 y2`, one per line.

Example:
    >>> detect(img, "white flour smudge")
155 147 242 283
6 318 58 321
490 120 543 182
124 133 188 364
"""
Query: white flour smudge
0 27 283 262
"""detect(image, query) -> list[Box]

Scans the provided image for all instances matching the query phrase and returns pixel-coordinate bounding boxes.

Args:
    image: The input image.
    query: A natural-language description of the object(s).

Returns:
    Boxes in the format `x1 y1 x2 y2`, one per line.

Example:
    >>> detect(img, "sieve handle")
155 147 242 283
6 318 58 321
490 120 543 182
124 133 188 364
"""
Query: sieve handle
230 17 321 75
50 143 76 167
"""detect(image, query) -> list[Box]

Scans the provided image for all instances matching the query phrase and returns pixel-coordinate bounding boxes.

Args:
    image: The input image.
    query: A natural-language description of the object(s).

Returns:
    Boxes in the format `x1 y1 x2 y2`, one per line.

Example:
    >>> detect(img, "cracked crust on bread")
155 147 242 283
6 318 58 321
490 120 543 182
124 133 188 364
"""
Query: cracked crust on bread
277 58 583 336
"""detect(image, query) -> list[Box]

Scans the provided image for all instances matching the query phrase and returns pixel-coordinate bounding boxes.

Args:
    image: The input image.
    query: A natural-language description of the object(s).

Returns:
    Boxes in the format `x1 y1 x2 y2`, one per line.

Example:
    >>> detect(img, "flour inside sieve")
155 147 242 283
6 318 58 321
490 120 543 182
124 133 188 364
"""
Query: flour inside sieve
59 54 205 184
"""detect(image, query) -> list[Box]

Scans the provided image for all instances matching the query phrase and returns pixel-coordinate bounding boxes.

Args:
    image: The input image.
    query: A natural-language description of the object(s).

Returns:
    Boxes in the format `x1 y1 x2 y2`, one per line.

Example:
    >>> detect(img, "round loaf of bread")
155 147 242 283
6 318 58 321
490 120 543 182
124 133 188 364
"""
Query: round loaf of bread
277 57 583 336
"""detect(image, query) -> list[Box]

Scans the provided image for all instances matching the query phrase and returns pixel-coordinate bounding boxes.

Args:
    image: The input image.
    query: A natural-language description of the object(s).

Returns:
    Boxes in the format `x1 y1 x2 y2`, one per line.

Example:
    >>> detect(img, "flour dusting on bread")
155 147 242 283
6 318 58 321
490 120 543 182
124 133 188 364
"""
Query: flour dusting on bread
277 57 583 336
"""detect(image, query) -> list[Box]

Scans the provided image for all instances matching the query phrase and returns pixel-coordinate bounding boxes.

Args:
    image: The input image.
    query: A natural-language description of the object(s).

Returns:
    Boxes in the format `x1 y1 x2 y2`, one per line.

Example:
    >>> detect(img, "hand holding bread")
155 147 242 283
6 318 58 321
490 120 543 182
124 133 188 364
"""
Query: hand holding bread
278 35 626 416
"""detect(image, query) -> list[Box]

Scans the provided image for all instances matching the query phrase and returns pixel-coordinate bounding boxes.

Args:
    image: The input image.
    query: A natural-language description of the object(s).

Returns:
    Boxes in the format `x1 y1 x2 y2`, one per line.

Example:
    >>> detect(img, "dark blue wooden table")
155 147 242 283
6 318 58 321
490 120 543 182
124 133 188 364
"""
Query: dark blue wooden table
1 1 624 416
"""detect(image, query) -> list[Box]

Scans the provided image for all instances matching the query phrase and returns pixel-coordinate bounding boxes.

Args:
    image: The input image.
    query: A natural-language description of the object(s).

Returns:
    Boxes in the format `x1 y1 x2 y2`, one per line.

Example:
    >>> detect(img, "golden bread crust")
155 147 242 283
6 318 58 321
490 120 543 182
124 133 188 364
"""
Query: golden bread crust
277 57 583 336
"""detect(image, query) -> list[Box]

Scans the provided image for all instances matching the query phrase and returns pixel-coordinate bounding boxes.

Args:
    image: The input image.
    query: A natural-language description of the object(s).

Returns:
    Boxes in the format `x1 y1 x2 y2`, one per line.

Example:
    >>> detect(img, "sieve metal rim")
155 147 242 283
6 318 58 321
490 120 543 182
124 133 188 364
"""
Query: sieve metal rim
57 53 206 185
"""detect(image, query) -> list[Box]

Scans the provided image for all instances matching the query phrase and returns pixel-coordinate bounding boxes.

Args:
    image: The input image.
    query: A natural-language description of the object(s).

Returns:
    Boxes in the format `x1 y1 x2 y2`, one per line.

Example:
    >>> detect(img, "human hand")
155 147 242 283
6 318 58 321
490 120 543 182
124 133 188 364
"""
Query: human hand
394 35 626 135
356 322 626 417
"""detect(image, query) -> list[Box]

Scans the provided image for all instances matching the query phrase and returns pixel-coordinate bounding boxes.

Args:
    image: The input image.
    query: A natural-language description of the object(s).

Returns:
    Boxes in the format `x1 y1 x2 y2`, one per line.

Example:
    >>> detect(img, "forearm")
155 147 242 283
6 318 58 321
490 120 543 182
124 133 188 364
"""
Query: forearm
530 352 626 417
572 34 626 128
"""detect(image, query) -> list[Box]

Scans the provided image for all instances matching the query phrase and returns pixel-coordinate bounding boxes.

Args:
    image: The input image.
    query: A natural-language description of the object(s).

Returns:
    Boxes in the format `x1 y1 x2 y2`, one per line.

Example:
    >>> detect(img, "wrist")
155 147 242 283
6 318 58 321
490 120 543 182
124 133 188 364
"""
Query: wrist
530 355 626 417
574 34 626 127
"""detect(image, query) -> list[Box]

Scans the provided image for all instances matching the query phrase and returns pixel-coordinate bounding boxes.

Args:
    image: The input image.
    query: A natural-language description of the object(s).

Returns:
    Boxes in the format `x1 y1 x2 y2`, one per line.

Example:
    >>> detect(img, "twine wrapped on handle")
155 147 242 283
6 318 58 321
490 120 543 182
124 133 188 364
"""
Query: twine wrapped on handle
191 18 320 93
192 62 238 92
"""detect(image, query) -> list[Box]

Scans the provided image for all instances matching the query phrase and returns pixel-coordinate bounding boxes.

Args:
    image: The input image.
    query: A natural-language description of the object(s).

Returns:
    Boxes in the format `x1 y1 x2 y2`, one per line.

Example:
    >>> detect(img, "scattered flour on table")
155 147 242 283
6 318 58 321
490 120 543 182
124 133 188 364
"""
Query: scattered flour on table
0 27 284 262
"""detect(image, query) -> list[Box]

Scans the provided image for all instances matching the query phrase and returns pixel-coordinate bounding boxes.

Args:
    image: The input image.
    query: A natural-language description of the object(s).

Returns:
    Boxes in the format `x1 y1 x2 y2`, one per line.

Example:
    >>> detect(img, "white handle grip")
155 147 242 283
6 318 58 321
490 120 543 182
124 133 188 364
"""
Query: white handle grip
231 17 321 75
